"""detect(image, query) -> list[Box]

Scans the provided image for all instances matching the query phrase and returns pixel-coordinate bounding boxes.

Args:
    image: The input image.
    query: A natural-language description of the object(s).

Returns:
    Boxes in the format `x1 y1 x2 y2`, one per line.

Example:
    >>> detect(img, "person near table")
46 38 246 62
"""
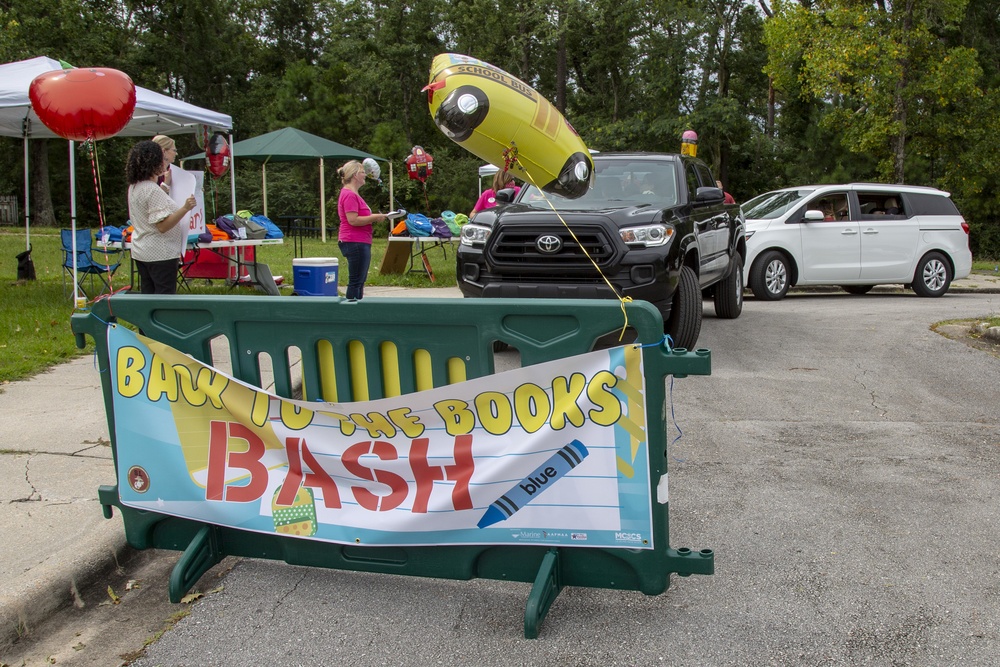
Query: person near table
337 159 389 301
152 135 179 197
471 169 520 218
126 140 197 294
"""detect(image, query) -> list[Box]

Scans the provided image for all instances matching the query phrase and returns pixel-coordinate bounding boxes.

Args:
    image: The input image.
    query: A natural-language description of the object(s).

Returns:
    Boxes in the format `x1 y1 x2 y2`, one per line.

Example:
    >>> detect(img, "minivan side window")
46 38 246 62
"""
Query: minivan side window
806 193 849 221
905 192 962 216
858 192 907 219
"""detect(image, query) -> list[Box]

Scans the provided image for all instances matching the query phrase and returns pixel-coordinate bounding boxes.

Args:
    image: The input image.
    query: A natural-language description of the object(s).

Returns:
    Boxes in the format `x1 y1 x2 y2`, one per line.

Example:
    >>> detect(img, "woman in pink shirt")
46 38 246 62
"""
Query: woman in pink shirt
470 169 520 218
337 160 388 300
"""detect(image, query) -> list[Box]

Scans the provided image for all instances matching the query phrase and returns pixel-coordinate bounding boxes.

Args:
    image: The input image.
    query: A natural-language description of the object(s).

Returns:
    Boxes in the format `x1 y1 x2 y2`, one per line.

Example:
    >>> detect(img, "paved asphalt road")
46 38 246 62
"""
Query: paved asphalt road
128 291 1000 666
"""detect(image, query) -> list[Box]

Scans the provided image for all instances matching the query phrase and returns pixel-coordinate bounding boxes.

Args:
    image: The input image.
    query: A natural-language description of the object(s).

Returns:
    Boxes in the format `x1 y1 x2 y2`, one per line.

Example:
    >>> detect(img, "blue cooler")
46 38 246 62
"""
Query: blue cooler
293 257 339 296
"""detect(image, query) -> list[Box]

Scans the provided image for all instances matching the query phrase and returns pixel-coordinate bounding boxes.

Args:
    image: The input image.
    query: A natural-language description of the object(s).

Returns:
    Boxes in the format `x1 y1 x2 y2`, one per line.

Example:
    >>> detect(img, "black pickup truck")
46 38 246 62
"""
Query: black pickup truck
456 152 746 349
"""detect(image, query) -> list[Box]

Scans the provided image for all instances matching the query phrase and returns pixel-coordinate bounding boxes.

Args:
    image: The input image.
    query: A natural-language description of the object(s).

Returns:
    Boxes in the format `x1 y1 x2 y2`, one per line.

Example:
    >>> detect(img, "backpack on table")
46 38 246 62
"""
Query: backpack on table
405 213 433 237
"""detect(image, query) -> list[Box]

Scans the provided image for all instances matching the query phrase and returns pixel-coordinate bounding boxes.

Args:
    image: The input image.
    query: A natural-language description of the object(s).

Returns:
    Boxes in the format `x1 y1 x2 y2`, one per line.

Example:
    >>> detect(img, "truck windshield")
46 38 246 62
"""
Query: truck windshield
517 161 679 211
742 189 816 220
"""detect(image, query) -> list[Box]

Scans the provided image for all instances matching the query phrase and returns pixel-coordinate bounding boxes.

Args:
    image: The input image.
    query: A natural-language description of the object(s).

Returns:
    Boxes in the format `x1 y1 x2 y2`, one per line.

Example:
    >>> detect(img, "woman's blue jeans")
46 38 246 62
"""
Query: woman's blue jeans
338 241 371 300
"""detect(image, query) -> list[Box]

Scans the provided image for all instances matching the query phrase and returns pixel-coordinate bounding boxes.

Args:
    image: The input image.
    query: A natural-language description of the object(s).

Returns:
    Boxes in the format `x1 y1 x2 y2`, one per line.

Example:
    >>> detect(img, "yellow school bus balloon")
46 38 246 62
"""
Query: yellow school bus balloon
424 53 593 199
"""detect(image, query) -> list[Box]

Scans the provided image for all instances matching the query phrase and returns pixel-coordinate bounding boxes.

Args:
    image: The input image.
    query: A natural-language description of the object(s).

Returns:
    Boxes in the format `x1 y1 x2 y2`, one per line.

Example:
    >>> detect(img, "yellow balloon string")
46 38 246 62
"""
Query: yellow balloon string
518 160 632 341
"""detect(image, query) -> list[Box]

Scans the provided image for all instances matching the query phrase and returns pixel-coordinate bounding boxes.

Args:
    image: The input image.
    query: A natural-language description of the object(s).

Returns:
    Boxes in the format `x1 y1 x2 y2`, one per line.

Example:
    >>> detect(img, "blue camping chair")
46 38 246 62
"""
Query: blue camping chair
61 228 122 300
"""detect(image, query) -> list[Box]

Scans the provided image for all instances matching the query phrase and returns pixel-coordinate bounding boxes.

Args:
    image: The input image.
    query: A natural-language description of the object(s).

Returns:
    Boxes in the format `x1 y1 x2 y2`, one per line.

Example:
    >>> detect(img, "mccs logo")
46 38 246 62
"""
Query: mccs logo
615 532 644 543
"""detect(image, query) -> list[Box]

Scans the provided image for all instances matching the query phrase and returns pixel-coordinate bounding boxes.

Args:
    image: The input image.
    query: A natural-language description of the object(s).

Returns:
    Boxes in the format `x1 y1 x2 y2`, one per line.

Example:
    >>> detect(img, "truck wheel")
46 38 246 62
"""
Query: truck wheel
912 251 951 297
666 265 702 350
714 252 744 319
749 250 790 300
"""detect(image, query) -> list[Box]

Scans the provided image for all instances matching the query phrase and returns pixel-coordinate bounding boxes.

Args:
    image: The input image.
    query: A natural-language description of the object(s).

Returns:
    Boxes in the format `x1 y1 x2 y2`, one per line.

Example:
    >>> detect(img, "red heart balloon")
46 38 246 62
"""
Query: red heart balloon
28 68 137 141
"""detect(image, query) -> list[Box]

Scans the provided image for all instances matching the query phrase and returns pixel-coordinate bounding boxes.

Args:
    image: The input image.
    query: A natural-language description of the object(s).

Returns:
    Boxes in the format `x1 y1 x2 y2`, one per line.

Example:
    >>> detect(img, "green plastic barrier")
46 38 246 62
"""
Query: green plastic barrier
72 294 714 638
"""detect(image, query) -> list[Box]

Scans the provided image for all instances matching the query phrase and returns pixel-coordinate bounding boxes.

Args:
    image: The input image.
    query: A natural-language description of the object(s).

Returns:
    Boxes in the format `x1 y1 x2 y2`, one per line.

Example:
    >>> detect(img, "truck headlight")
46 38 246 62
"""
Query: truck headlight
460 224 492 246
620 224 673 247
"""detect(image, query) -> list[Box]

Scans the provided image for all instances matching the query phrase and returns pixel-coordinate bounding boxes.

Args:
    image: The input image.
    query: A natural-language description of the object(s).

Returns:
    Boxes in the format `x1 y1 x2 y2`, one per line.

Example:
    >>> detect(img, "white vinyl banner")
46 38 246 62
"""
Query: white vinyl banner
109 325 656 550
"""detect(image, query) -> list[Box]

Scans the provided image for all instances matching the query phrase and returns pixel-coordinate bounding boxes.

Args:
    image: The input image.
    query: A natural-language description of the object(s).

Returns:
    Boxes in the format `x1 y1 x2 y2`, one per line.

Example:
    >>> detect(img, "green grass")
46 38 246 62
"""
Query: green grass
0 228 458 382
973 259 1000 273
2 227 995 383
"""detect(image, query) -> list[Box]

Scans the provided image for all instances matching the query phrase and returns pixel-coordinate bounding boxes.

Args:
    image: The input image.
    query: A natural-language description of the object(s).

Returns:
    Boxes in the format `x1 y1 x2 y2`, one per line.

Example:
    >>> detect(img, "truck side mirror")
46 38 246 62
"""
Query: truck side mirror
694 186 724 204
495 188 516 203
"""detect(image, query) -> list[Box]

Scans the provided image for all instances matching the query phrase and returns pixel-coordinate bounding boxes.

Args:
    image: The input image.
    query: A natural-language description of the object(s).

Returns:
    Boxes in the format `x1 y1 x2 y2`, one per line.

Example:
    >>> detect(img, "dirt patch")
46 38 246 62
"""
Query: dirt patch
0 550 235 666
933 321 1000 357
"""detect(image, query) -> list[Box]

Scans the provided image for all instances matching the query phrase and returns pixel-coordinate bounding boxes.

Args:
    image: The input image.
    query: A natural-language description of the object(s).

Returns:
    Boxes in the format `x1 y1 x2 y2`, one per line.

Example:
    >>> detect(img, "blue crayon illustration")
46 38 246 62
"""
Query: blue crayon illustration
477 439 589 529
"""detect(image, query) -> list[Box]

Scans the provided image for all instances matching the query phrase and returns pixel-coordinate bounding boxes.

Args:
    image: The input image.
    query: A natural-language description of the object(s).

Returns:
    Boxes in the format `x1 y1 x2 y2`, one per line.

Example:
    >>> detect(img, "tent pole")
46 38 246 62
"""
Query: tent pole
22 133 30 251
320 157 326 243
228 132 237 216
389 162 394 212
70 140 83 308
262 157 270 217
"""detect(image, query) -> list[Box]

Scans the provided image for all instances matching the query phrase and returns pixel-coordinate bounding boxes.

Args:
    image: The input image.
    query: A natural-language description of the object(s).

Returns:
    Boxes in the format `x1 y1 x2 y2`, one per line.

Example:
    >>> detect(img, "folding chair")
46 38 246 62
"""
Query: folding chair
61 228 122 300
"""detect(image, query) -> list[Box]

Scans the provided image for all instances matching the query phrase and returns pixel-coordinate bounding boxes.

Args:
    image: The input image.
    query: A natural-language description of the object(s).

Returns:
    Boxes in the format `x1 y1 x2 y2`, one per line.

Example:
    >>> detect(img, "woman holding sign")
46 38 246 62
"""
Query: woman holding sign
126 140 197 294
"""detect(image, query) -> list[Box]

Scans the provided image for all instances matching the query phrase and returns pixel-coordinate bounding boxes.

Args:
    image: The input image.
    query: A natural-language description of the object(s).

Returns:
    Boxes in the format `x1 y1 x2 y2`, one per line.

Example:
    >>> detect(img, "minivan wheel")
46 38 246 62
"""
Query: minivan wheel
842 285 874 295
912 251 952 297
715 252 744 319
666 265 702 350
749 250 790 300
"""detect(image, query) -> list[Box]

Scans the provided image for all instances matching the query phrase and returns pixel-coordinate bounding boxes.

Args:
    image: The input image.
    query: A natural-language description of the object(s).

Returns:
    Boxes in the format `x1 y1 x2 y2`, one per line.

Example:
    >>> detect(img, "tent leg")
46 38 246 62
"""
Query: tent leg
320 157 326 243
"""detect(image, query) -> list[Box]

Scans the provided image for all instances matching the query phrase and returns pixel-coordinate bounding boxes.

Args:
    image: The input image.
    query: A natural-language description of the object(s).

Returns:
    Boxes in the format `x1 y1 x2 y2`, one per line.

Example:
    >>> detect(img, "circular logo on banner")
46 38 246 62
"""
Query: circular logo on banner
127 466 151 493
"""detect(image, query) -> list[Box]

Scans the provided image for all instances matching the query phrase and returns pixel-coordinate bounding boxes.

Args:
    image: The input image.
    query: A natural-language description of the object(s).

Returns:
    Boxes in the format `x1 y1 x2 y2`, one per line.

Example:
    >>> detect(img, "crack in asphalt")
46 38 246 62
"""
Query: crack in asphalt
12 453 43 503
854 366 888 419
0 448 109 460
266 571 308 625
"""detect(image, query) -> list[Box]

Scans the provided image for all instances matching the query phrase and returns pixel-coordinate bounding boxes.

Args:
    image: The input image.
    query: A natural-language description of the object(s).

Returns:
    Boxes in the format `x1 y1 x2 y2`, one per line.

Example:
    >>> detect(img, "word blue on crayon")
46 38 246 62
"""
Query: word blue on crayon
477 439 589 529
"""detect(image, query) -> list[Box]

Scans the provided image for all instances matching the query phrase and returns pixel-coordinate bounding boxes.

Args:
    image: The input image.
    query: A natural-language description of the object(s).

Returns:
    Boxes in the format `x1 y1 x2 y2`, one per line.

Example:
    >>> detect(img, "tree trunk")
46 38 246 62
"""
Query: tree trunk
893 0 914 184
892 84 906 184
29 140 56 227
767 76 775 138
556 2 567 113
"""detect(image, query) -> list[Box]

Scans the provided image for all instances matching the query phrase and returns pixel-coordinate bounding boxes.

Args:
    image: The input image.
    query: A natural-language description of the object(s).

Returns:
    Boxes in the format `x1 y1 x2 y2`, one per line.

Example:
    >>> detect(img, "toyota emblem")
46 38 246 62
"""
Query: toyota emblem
536 235 562 254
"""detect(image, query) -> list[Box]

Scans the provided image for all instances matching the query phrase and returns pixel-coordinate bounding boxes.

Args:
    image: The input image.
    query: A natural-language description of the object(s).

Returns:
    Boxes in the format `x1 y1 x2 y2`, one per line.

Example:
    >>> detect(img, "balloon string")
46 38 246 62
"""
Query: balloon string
88 140 113 287
207 174 218 221
519 162 631 340
422 181 431 214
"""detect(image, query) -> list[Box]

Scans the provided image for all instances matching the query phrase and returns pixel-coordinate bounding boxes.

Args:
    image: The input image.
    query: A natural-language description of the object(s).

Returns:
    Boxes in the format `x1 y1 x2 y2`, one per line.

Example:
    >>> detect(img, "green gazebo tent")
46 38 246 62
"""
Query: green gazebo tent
185 127 388 241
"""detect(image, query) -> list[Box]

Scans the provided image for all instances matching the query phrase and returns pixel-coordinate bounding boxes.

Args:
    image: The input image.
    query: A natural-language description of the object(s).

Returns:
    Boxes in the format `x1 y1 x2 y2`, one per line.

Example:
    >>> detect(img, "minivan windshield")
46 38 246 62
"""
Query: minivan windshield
742 188 816 220
518 160 680 211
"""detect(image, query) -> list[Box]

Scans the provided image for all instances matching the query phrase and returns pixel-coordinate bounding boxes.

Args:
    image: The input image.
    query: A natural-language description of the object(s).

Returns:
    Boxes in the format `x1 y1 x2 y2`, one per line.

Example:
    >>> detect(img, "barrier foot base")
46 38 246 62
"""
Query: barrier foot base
524 548 563 639
169 524 223 603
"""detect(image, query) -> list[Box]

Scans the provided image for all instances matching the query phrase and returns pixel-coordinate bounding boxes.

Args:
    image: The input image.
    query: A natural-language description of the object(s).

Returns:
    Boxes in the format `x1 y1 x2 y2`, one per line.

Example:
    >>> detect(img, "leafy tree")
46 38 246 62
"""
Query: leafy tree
763 0 979 183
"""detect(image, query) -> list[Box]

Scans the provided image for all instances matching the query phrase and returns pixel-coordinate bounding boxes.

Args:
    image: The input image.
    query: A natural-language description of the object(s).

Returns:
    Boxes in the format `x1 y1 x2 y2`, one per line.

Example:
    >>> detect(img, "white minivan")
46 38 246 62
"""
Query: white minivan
742 183 972 299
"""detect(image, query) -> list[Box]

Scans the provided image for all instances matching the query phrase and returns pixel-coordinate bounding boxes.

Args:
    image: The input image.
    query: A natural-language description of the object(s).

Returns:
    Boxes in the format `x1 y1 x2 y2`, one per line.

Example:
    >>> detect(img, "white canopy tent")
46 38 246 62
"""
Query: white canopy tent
478 163 499 196
0 56 234 302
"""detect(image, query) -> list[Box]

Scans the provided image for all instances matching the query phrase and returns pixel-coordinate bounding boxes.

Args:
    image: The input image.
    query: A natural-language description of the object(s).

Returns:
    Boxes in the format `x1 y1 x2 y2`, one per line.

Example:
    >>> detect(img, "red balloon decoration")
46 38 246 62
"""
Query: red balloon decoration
206 132 231 178
196 124 211 151
28 68 136 141
406 146 434 182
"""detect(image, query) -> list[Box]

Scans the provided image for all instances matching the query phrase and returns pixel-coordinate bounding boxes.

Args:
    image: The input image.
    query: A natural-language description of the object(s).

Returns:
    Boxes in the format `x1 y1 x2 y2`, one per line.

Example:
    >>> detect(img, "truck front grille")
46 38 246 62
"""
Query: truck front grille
487 225 615 268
